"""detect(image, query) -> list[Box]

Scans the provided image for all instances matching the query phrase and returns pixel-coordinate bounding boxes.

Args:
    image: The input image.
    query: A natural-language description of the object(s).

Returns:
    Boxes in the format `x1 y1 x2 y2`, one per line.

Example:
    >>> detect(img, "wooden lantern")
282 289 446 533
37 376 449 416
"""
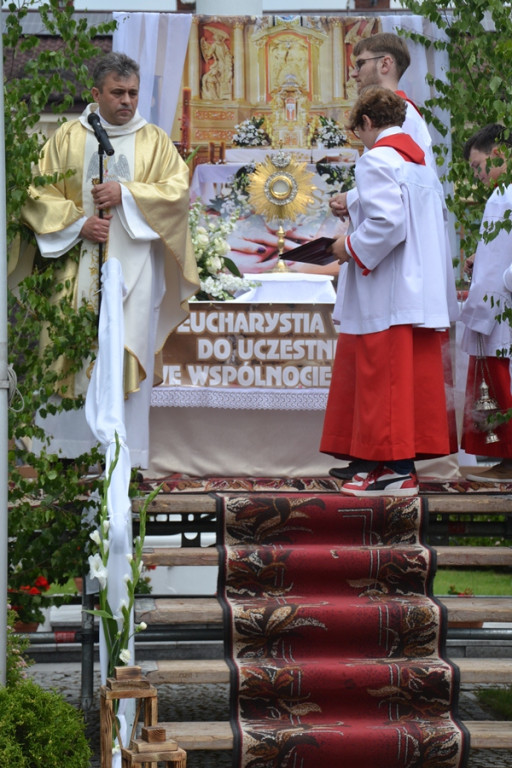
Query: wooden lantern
100 666 158 768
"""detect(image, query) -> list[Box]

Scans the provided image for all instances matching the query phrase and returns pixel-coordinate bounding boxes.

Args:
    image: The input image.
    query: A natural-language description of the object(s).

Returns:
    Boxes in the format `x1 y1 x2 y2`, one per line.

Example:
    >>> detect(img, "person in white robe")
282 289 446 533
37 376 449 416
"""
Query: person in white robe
320 87 457 497
459 124 512 483
327 33 457 481
20 52 199 469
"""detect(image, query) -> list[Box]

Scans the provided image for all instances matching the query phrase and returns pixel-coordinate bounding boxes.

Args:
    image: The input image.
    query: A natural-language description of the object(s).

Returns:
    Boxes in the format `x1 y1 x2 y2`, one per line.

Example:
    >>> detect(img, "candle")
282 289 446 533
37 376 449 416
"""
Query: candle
209 142 215 164
219 141 226 163
181 87 191 154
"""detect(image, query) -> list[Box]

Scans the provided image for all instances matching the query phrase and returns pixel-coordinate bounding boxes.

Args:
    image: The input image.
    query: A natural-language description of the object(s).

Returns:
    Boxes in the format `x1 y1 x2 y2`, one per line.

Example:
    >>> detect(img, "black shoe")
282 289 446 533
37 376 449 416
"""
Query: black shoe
329 460 378 481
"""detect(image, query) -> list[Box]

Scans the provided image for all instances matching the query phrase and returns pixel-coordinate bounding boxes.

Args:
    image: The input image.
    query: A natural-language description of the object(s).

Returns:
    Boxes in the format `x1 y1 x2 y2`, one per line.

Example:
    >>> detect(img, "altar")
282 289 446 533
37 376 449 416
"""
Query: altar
147 276 338 478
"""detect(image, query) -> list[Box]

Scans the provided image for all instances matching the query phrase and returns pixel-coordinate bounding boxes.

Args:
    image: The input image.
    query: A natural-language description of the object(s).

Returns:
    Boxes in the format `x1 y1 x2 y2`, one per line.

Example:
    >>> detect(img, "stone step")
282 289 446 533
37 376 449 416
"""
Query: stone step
142 657 512 686
135 596 512 626
142 545 512 568
157 720 512 751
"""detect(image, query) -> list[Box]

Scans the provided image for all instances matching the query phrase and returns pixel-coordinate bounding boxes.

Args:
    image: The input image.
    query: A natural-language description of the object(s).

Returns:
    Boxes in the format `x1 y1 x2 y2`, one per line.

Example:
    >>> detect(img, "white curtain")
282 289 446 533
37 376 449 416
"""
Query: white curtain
112 12 192 134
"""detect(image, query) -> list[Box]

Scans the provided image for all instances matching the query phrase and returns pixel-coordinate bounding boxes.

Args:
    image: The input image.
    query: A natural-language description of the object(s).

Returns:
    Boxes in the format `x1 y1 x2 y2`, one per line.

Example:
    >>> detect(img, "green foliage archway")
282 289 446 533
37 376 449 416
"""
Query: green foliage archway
5 0 117 623
400 0 512 258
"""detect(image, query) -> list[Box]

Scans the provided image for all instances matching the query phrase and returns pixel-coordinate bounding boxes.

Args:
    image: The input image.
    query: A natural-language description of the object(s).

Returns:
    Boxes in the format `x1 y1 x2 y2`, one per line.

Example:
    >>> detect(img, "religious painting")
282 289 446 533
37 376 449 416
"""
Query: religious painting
173 15 383 276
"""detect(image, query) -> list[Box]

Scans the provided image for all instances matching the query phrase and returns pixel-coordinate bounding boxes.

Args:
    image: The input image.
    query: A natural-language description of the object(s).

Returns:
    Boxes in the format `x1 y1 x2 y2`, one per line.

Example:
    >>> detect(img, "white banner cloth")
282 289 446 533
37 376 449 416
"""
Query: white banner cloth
113 12 192 134
85 258 134 765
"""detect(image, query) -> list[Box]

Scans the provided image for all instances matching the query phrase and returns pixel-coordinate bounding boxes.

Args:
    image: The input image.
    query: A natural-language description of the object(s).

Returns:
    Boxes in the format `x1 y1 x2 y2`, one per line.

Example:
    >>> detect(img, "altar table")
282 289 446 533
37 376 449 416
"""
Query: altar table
147 276 337 478
148 386 334 478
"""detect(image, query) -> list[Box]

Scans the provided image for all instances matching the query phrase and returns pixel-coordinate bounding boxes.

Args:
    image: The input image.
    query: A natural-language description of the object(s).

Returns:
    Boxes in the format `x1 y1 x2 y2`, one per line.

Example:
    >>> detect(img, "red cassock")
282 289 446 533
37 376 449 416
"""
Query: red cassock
321 325 457 461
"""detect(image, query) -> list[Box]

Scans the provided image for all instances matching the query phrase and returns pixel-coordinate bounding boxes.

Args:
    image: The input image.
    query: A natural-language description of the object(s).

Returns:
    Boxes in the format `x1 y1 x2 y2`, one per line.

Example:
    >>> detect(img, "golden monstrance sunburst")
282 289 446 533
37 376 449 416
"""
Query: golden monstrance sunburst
248 150 315 270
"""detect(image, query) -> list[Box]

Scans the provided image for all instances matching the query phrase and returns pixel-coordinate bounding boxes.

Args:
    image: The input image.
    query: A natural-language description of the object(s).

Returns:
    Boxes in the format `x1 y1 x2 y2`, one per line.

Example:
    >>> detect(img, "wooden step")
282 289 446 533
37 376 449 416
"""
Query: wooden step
436 545 512 567
427 495 512 514
133 492 512 517
142 545 512 568
133 494 218 515
142 657 512 686
135 596 512 626
158 721 512 751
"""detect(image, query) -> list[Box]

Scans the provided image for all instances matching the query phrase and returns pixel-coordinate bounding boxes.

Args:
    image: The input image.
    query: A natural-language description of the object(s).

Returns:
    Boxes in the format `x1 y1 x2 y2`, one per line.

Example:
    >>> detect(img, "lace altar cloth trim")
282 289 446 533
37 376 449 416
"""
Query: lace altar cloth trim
151 386 328 411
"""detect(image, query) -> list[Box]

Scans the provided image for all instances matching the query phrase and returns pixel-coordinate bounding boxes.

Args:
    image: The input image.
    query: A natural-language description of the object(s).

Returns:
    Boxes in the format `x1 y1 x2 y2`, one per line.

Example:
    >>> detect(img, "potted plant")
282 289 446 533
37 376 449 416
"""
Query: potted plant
9 575 51 632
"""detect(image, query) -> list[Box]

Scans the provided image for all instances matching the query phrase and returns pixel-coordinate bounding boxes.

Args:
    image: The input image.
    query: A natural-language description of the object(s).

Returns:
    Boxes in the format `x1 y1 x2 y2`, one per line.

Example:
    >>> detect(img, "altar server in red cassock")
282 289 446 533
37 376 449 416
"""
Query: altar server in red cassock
320 86 457 497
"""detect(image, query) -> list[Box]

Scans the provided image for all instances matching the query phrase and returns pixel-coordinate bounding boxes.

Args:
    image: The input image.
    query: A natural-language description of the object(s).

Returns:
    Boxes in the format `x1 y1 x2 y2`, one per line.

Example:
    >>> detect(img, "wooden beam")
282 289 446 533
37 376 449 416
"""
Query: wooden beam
159 720 512 751
135 596 512 626
142 658 512 686
142 545 512 568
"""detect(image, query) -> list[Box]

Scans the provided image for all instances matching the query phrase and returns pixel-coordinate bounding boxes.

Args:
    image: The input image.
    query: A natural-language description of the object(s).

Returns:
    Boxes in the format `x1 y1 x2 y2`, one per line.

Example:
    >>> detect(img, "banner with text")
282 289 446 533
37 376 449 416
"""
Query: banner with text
162 303 337 389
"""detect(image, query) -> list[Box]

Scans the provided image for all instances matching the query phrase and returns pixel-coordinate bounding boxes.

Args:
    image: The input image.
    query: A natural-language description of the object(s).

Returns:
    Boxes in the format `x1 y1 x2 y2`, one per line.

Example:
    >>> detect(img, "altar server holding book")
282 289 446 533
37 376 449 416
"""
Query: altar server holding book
320 86 457 497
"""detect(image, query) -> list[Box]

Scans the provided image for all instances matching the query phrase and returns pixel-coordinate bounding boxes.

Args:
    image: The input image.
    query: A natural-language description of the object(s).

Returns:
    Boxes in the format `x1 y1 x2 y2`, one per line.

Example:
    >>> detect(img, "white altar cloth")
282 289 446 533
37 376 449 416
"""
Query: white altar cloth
151 386 328 411
147 390 333 478
224 147 360 164
236 273 336 303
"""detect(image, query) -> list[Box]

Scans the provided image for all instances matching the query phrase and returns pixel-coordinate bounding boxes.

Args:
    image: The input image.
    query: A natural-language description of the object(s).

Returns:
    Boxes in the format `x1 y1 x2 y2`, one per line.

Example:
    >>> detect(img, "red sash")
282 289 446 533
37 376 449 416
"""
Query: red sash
372 132 426 165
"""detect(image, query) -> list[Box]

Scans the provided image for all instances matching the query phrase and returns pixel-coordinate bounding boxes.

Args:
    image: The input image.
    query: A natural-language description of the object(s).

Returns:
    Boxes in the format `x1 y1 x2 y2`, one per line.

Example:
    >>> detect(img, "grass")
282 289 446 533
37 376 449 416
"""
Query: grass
434 568 512 596
435 567 512 722
477 687 512 720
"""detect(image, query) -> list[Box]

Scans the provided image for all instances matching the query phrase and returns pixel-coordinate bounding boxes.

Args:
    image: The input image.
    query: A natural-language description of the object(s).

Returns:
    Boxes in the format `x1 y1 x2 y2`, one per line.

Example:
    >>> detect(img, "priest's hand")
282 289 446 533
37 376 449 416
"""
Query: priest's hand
91 181 122 210
80 214 112 243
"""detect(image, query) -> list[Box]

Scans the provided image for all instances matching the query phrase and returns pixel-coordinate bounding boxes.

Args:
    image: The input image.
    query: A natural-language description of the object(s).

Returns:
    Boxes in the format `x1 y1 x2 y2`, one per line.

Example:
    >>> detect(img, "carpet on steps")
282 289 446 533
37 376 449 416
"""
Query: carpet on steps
217 494 470 768
140 474 512 494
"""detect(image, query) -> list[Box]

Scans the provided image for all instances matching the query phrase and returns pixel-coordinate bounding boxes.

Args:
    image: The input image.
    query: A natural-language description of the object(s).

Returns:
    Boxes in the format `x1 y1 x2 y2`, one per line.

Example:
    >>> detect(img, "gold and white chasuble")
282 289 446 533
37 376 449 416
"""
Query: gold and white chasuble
22 106 199 467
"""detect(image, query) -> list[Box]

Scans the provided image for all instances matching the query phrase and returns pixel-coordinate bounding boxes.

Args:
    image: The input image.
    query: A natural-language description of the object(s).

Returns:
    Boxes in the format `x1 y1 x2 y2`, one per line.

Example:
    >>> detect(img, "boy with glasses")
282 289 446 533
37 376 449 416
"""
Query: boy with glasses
329 33 451 481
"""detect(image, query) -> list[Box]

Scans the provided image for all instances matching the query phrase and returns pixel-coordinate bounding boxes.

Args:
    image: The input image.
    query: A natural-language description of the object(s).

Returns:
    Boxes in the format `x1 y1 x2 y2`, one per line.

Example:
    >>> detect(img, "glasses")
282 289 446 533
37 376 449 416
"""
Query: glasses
354 55 385 72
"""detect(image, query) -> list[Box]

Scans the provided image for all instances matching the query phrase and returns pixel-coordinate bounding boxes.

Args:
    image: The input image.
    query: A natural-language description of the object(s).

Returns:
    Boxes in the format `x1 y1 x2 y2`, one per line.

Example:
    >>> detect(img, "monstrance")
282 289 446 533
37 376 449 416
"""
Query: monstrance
247 150 315 271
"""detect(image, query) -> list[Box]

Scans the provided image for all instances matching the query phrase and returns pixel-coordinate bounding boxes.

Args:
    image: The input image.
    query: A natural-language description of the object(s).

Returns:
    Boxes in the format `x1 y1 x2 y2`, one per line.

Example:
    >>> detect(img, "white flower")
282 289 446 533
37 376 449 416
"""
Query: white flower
195 230 209 248
112 744 121 755
119 648 131 664
88 553 108 591
102 519 110 536
137 621 147 631
206 255 223 275
126 553 133 563
89 529 102 547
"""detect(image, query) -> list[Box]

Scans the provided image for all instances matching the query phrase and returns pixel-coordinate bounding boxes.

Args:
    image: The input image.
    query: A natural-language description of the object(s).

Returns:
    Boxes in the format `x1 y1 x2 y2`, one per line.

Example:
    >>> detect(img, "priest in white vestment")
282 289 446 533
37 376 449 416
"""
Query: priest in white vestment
21 53 199 469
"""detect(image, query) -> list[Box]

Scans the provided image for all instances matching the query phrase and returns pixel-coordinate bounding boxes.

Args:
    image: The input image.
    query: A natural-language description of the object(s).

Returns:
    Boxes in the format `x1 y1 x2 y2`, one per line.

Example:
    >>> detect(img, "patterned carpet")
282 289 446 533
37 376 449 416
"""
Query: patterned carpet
143 473 512 494
217 494 469 768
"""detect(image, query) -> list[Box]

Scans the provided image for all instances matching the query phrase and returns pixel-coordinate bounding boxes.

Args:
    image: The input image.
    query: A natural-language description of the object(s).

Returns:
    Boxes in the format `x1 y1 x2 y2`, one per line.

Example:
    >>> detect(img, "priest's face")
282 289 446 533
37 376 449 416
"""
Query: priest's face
91 72 140 125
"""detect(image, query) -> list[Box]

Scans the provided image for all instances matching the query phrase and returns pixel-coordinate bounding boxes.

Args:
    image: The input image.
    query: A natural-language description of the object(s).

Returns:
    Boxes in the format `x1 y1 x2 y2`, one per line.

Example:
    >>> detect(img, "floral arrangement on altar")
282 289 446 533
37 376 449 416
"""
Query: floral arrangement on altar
232 116 271 147
189 200 258 301
310 115 348 148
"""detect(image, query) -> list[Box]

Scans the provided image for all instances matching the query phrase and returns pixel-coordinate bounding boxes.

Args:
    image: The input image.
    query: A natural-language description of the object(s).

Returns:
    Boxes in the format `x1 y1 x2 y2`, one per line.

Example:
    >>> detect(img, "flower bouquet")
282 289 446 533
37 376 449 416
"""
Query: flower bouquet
310 115 347 148
189 200 258 300
232 116 271 147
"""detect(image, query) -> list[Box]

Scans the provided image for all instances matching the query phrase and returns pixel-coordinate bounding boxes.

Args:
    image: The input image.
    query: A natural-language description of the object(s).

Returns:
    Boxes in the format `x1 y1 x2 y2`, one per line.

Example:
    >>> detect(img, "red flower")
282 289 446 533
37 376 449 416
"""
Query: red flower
34 576 50 591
